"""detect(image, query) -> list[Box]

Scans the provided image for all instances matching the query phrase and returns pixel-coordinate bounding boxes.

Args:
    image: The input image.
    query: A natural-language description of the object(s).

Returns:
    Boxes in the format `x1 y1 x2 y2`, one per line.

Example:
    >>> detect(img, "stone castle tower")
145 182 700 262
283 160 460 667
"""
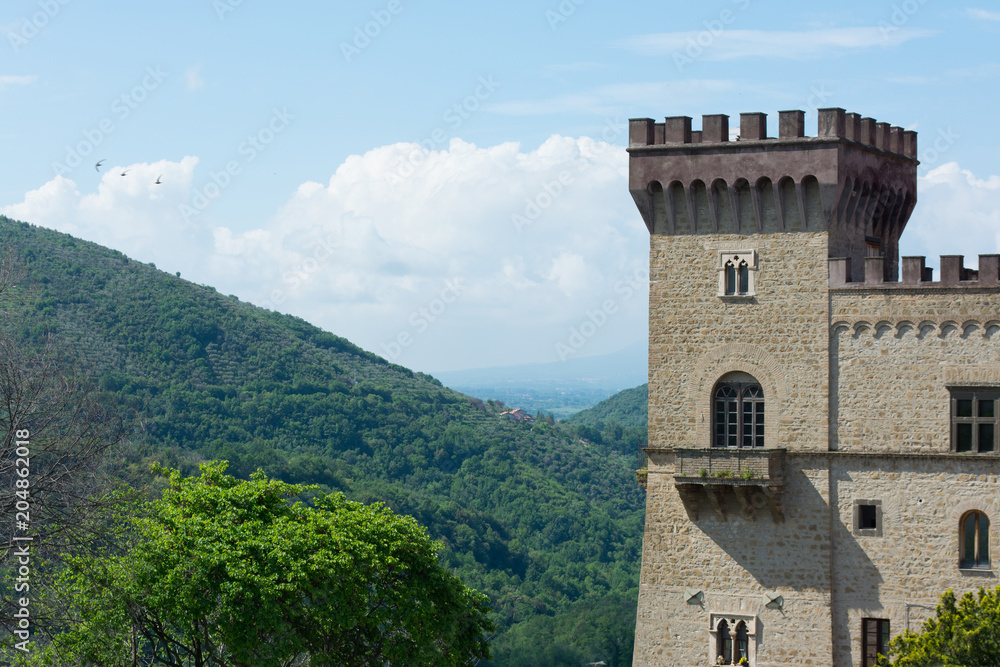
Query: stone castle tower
628 108 1000 666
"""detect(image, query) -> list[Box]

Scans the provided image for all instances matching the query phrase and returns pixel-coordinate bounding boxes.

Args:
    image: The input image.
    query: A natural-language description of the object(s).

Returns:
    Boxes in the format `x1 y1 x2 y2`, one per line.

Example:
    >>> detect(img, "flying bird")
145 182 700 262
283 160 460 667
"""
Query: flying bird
121 169 129 177
95 159 105 172
155 175 163 185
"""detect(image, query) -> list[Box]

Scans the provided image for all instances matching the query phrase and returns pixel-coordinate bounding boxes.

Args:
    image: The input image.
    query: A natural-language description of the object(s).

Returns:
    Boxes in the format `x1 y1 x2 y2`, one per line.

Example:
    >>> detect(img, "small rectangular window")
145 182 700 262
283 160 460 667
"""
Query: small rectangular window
859 505 878 530
854 500 882 537
862 618 890 667
951 389 1000 453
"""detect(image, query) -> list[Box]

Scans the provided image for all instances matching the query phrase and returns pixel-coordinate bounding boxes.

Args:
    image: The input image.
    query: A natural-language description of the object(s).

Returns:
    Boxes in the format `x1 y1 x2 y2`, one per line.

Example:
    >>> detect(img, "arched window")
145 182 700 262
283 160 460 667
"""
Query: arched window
724 258 750 295
961 511 990 569
711 614 756 665
735 621 749 663
714 374 765 448
718 620 732 664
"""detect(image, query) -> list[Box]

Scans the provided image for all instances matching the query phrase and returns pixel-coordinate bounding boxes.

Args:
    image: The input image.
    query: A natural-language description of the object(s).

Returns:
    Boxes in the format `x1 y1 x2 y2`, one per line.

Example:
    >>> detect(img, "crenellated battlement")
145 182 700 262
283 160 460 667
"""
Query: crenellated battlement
628 107 919 282
629 108 917 160
830 254 1000 288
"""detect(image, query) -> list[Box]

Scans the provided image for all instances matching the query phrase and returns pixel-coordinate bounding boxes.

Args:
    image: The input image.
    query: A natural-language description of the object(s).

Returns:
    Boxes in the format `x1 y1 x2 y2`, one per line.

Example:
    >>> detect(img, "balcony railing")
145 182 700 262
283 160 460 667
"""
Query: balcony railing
673 447 785 484
672 448 786 522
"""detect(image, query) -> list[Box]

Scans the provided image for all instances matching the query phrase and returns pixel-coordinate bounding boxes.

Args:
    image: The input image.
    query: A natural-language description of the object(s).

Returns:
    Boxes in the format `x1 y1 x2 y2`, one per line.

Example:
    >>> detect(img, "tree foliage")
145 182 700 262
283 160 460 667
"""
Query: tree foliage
17 462 493 666
881 587 1000 666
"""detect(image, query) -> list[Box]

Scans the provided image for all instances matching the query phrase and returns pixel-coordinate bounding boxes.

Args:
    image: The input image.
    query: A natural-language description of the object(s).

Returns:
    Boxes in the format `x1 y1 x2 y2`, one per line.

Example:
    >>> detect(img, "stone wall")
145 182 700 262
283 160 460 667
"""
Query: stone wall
830 288 1000 453
638 231 835 666
648 231 830 454
828 455 1000 666
635 453 835 666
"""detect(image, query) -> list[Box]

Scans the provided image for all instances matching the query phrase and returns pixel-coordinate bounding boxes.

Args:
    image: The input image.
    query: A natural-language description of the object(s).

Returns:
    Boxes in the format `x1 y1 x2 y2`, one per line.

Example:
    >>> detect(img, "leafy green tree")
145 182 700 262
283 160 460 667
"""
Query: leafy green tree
18 462 493 666
880 587 1000 666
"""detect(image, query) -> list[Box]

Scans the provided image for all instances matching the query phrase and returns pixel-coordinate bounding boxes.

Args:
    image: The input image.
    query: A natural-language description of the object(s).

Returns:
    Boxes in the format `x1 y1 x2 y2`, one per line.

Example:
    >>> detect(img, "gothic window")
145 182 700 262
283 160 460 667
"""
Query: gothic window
862 618 890 667
951 389 998 453
718 620 731 664
960 511 990 570
718 250 757 297
714 377 764 448
725 258 749 295
710 615 756 665
735 621 749 664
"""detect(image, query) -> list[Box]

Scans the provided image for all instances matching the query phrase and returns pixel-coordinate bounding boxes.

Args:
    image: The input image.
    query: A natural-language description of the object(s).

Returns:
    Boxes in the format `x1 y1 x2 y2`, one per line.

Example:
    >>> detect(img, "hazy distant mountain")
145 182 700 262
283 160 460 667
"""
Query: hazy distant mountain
431 342 647 418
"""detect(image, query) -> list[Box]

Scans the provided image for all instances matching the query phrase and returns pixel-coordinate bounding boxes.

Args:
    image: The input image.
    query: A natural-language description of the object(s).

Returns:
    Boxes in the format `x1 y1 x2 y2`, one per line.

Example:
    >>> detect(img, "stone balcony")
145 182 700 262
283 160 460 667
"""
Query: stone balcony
673 448 786 523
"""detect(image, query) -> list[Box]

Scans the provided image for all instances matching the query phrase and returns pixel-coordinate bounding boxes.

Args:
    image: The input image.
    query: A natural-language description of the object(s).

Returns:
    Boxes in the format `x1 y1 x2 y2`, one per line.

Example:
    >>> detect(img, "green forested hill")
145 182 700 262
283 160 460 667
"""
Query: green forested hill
564 383 648 466
569 383 648 431
0 216 644 666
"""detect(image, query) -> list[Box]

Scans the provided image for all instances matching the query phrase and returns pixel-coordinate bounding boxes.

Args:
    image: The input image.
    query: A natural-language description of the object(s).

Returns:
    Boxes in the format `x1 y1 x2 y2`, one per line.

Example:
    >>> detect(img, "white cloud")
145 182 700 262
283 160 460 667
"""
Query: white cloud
0 75 36 89
967 8 1000 21
1 138 648 372
546 252 593 297
901 162 1000 267
2 156 206 261
617 27 935 60
184 65 205 91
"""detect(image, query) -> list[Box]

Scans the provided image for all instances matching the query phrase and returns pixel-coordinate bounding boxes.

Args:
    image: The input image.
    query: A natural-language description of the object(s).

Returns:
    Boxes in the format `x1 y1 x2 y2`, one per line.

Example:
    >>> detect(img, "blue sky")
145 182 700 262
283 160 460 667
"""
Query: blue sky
2 1 999 372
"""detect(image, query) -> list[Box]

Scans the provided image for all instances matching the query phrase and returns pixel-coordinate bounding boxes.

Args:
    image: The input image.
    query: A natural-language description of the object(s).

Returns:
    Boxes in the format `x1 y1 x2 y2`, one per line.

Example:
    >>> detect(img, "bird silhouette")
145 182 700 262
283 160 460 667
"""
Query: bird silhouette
155 175 163 185
95 159 105 172
121 169 129 177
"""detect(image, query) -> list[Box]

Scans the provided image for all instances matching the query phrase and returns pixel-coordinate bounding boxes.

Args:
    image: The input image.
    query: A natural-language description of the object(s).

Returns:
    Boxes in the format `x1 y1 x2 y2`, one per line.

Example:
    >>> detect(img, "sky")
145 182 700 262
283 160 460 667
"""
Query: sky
1 1 999 373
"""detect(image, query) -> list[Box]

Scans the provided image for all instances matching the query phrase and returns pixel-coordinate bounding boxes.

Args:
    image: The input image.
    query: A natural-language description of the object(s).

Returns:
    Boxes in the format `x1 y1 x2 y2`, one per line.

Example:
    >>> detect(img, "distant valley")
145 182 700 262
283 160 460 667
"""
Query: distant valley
432 341 647 418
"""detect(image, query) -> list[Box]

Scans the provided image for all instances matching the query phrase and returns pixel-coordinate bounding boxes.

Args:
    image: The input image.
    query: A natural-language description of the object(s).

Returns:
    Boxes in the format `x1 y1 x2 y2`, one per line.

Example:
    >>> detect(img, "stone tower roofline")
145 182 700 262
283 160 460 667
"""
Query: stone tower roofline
628 108 917 160
628 107 919 282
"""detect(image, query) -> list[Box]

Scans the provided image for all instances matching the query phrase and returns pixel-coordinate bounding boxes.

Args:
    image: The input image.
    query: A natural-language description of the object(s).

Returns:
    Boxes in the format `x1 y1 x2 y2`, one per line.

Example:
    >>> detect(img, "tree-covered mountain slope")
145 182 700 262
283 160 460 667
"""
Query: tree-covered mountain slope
569 383 648 431
0 216 644 665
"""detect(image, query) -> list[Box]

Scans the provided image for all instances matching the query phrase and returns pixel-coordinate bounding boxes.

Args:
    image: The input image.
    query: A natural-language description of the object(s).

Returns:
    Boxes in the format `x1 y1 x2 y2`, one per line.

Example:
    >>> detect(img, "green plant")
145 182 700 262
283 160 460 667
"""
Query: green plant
699 468 709 478
739 469 754 481
715 470 733 479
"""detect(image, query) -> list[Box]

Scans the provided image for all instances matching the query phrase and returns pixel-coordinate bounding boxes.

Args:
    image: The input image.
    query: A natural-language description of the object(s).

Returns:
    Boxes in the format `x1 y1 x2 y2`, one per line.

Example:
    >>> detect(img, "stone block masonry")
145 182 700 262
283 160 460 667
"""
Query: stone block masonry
630 107 1000 667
